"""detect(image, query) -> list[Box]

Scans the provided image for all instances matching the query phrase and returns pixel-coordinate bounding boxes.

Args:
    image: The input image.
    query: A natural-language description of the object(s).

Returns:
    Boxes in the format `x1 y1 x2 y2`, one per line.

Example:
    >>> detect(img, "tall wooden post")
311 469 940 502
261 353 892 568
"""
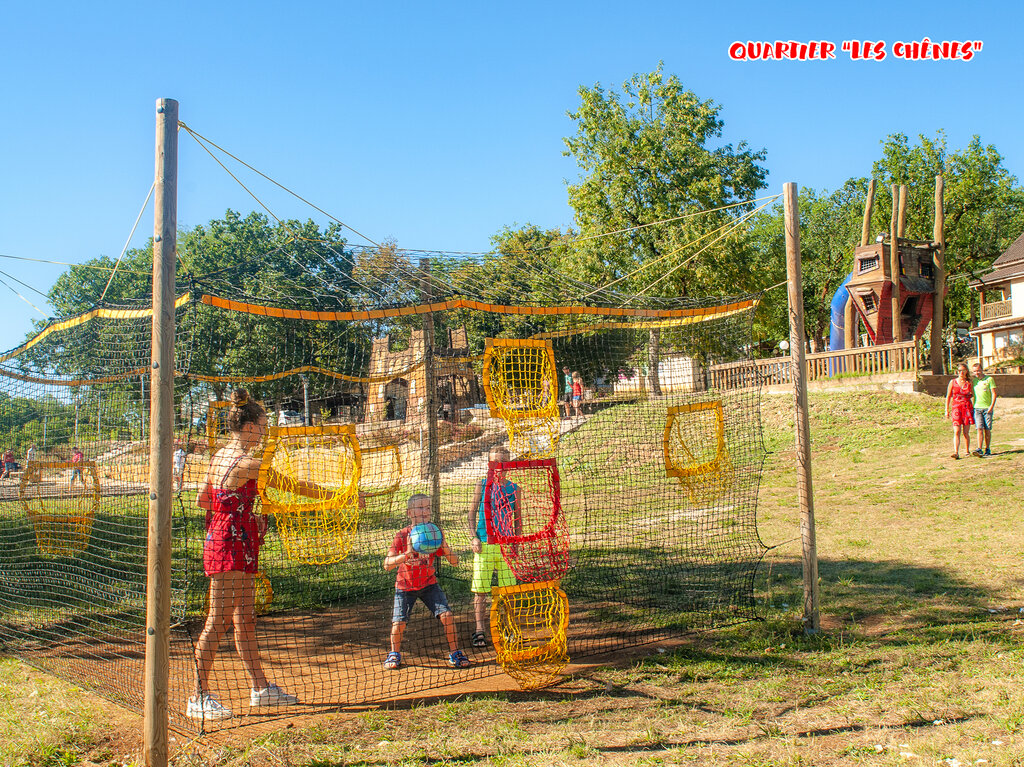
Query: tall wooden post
419 258 441 518
889 185 903 342
144 97 177 767
860 179 876 248
897 184 908 238
847 179 877 350
783 182 820 634
931 176 946 374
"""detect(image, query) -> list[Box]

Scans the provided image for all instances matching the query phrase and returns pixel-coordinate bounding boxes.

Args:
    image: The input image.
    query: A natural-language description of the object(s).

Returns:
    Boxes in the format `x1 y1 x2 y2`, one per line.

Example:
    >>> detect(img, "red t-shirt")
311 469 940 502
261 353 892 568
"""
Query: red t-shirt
72 451 83 464
390 526 439 592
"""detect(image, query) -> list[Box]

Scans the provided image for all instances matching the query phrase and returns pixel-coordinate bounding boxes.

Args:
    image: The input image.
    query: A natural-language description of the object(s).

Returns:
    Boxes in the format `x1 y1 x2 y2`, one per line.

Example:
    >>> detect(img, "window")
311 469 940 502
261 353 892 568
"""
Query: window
858 256 879 274
920 262 933 279
860 292 876 311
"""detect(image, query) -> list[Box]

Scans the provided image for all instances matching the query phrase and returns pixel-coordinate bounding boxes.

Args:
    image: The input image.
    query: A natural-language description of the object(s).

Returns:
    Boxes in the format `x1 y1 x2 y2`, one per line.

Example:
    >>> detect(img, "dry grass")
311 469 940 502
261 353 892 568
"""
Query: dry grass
5 390 1024 766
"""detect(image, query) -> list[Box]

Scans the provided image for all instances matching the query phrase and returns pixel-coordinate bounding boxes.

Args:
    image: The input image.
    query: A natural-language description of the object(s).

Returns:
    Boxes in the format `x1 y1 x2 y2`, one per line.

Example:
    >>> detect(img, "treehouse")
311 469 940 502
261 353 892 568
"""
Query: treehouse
846 237 940 345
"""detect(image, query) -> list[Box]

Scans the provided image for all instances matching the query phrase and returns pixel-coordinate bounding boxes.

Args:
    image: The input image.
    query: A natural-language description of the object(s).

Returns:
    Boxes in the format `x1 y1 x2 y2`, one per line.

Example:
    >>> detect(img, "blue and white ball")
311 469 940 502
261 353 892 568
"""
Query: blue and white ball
410 522 443 555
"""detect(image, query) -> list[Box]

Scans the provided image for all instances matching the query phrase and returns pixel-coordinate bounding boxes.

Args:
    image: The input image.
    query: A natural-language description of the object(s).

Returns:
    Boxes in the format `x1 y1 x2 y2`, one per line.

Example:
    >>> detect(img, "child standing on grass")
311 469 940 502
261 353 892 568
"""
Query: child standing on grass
571 371 584 419
971 362 997 457
188 389 299 721
383 494 469 670
69 446 85 489
467 447 520 648
944 362 974 460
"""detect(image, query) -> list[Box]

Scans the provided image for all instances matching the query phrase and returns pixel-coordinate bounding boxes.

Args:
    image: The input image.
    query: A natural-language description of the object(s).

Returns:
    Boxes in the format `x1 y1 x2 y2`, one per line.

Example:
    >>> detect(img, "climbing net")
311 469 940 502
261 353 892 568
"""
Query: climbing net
0 124 771 734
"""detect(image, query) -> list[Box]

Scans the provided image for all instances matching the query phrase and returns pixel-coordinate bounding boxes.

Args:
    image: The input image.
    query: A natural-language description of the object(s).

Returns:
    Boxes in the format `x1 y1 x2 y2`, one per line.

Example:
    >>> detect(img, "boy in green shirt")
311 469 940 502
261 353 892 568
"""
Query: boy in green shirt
971 362 997 456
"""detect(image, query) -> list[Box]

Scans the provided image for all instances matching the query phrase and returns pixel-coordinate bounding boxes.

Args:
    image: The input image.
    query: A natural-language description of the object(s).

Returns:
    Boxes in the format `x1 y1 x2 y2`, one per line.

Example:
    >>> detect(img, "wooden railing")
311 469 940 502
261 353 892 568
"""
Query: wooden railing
981 299 1012 321
710 340 919 390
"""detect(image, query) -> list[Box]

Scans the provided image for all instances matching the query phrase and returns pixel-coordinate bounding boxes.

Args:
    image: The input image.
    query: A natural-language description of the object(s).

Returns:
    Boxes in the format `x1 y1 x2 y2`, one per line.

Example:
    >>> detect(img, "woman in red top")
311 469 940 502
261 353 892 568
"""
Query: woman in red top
188 389 298 721
944 362 975 460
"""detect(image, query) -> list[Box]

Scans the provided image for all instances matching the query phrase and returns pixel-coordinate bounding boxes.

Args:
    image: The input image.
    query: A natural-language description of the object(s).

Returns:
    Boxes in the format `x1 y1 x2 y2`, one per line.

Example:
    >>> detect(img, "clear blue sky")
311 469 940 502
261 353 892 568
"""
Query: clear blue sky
1 0 1020 353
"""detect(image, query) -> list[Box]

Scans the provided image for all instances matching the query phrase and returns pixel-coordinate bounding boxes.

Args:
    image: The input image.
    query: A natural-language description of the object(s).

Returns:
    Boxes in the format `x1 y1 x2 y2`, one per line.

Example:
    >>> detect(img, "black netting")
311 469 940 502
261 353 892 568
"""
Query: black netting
0 253 768 733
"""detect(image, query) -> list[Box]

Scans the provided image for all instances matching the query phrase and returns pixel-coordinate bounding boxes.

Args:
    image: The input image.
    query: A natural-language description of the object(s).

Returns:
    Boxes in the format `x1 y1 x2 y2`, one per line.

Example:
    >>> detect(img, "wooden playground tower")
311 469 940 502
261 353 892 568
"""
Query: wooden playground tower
839 178 946 373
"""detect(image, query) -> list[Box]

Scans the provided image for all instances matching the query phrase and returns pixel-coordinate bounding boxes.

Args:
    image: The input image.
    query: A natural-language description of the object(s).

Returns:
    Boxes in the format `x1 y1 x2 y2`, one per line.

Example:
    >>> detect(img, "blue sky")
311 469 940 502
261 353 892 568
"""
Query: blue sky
1 0 1020 353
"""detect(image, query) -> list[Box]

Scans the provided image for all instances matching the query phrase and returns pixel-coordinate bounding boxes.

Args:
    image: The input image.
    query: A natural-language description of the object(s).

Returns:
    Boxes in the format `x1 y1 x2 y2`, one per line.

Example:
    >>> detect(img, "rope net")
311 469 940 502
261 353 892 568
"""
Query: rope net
0 247 767 732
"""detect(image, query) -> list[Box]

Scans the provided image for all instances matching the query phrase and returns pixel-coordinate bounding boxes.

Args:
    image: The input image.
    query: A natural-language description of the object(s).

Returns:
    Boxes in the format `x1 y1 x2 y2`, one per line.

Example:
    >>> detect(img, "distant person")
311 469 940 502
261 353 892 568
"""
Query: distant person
173 443 188 491
189 389 299 721
561 366 572 419
944 363 974 460
25 444 36 464
69 446 85 489
0 448 14 479
467 447 520 648
971 362 997 457
571 371 584 419
382 494 469 670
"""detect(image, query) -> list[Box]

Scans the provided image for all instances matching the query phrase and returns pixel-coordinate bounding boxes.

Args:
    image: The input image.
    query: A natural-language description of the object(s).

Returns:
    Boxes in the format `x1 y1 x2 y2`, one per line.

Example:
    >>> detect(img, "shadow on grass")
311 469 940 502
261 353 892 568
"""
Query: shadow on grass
762 555 1008 634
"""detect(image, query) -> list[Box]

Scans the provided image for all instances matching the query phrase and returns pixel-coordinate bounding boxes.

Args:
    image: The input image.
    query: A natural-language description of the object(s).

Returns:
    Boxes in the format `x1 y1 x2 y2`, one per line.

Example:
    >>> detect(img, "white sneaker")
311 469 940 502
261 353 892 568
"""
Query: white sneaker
250 683 299 707
186 693 232 720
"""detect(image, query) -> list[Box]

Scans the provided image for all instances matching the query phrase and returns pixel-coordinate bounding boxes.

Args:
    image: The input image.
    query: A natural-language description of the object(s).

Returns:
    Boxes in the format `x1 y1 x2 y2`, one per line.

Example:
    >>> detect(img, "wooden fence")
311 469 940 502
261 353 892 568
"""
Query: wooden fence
710 340 920 390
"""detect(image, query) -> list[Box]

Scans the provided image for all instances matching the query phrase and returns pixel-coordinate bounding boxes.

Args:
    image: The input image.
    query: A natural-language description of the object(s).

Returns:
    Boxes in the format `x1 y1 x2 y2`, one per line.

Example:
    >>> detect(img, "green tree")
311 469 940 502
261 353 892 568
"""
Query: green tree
563 65 768 300
870 132 1024 327
563 65 768 390
23 211 366 418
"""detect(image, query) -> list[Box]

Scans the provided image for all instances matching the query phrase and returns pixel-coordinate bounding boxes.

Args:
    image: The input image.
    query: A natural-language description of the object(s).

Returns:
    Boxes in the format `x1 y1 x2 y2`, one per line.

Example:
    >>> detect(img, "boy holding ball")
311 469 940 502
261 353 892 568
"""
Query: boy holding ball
382 494 470 670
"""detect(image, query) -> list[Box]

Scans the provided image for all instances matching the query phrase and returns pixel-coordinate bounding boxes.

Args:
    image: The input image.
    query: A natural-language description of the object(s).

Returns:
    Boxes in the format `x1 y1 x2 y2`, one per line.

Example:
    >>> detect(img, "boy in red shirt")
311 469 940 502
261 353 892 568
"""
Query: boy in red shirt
383 494 469 670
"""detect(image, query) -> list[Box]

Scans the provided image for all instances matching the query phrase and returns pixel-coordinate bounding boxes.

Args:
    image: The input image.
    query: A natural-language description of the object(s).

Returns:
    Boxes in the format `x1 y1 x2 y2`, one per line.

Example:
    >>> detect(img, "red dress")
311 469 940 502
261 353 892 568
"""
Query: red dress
203 456 264 576
949 379 975 427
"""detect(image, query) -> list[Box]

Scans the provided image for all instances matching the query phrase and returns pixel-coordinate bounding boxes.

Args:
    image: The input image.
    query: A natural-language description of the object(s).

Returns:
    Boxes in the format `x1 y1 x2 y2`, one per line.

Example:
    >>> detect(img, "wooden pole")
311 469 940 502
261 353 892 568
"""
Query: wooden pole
846 179 877 350
419 258 441 518
860 178 876 247
889 184 903 342
783 182 820 634
897 184 908 238
144 97 177 767
931 176 946 374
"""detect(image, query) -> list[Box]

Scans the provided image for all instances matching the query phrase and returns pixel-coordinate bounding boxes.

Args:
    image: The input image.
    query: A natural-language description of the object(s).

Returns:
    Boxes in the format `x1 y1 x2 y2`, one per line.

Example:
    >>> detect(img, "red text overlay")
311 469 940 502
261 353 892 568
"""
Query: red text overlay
729 39 983 62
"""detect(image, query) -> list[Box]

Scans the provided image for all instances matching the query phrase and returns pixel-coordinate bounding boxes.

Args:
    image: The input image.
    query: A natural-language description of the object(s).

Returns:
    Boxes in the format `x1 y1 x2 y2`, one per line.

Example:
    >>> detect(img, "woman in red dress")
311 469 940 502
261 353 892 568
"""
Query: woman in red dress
944 362 974 460
188 389 299 721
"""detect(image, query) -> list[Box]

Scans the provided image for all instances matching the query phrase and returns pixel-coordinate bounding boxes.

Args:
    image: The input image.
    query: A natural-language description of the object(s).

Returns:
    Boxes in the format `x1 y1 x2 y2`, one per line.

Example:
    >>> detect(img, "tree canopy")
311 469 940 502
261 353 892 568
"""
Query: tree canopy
563 64 768 300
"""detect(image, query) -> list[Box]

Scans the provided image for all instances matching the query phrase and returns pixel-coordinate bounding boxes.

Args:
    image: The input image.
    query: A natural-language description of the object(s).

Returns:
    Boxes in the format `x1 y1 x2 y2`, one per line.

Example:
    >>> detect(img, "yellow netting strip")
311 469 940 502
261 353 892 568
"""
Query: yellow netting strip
18 460 102 557
258 425 363 565
663 401 733 505
358 444 403 518
490 580 569 690
482 339 561 459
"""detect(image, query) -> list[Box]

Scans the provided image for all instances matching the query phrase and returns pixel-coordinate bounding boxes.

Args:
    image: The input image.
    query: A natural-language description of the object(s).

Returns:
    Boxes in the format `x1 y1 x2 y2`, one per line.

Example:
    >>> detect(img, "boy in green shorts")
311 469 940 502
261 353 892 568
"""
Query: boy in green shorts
467 447 520 647
971 362 997 456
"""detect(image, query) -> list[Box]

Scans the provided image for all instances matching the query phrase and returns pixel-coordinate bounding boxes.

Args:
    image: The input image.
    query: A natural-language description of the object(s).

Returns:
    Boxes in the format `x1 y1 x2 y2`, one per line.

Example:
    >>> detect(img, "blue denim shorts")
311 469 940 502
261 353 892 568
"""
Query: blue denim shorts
392 583 451 623
974 409 994 430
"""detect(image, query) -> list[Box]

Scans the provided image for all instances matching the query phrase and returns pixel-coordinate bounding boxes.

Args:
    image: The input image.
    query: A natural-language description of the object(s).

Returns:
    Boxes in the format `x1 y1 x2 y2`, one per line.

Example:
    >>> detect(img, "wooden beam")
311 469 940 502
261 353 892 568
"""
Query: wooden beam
419 258 441 519
860 178 876 247
897 184 908 238
783 182 820 634
144 97 177 767
889 184 902 342
931 176 946 374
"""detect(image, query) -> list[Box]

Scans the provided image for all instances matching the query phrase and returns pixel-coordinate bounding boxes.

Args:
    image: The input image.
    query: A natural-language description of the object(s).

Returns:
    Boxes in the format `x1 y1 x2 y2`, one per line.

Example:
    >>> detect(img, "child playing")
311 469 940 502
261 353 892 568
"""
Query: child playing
70 446 85 489
467 447 520 647
188 389 299 721
383 494 470 670
571 371 584 419
173 443 188 491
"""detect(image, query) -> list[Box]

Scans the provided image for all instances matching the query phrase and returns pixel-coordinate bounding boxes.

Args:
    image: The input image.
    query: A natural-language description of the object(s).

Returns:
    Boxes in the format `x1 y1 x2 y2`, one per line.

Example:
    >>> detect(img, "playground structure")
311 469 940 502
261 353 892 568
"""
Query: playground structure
828 180 945 362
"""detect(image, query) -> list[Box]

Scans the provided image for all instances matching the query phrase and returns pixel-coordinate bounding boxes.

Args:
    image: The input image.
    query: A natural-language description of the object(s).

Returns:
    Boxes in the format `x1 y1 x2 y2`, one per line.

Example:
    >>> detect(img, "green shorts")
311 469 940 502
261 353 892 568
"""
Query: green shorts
471 542 515 594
